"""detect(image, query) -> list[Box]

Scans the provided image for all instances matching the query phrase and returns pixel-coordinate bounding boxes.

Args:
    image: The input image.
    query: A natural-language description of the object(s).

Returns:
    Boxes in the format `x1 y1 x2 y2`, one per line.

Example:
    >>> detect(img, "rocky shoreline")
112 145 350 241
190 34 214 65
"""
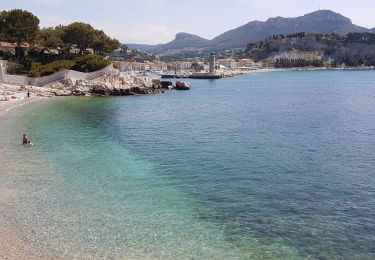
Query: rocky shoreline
0 74 191 99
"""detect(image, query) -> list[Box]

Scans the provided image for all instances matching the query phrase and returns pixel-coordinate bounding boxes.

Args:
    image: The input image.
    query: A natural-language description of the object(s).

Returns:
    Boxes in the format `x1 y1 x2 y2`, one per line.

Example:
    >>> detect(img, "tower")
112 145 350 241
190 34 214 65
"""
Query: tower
209 52 215 74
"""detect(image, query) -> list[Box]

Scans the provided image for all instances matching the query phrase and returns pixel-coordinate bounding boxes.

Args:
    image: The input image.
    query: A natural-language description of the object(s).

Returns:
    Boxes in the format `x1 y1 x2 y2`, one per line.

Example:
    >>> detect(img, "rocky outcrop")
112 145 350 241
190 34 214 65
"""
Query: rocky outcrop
152 79 161 87
160 81 174 90
129 86 164 95
175 81 191 90
49 76 167 96
151 80 174 90
39 73 190 96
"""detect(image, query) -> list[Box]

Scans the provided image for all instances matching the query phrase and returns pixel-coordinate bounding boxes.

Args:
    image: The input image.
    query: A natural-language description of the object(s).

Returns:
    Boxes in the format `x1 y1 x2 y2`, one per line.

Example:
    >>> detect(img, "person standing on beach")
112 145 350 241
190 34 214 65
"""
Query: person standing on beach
27 90 30 99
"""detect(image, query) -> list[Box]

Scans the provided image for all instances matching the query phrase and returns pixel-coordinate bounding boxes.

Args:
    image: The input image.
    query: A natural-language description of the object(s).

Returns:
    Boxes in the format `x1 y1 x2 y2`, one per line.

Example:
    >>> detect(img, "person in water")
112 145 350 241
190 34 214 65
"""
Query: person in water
22 134 33 147
22 134 29 145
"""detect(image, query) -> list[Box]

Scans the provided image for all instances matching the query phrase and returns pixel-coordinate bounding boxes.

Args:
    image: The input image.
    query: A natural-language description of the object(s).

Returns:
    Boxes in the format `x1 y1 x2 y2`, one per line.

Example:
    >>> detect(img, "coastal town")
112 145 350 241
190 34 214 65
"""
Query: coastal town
0 32 260 103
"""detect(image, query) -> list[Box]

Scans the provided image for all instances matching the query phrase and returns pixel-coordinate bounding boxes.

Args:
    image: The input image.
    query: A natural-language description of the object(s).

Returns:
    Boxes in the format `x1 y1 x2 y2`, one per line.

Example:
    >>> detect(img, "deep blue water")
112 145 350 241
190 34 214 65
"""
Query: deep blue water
1 70 375 259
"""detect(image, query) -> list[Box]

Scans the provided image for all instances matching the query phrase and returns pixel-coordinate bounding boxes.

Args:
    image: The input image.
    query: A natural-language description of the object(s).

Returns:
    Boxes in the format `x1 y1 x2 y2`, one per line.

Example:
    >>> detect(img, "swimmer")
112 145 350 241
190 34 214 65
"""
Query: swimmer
22 134 33 147
22 134 29 145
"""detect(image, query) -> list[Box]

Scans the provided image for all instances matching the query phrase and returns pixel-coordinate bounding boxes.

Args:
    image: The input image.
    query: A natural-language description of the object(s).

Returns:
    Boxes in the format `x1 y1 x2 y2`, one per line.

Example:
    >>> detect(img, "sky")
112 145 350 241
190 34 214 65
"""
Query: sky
1 0 375 44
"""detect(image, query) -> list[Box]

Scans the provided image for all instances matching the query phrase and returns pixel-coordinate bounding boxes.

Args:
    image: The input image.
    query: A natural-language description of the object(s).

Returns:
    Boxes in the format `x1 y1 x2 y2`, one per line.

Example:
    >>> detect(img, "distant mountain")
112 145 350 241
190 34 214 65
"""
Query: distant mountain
127 10 372 53
210 10 368 50
157 32 209 51
128 33 209 53
126 43 162 52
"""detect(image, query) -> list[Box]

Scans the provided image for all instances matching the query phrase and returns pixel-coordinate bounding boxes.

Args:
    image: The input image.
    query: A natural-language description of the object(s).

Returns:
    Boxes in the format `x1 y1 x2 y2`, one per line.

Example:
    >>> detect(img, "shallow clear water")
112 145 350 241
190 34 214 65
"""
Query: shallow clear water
1 70 375 259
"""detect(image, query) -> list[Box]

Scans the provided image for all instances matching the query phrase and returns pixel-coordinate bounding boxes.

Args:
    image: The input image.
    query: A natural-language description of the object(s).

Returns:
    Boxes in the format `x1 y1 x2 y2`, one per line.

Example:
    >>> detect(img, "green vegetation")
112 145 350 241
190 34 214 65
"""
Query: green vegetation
28 55 110 77
71 55 111 72
274 58 323 68
0 9 120 76
245 32 375 67
110 44 156 62
36 26 66 50
0 9 39 59
28 60 75 77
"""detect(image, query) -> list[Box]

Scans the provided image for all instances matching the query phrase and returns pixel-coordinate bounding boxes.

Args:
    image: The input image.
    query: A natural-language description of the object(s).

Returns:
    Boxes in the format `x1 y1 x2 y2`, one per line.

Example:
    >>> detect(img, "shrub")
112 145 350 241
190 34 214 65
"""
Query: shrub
72 55 110 72
0 50 13 60
28 60 75 77
28 62 43 77
6 62 23 74
112 62 120 70
27 55 110 77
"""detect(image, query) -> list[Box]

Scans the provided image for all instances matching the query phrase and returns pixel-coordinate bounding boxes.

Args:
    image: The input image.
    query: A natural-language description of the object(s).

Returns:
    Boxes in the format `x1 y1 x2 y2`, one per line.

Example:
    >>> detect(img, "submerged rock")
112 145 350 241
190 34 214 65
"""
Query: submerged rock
130 86 164 95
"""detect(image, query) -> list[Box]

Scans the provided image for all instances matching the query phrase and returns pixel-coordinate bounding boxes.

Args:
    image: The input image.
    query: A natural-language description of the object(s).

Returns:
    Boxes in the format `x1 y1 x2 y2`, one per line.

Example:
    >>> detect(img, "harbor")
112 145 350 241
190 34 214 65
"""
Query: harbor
118 53 259 80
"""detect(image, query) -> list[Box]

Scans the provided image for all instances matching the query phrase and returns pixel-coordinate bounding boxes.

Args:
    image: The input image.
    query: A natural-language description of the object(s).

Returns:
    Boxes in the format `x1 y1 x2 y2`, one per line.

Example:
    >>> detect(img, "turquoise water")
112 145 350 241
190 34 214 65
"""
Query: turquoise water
1 70 375 259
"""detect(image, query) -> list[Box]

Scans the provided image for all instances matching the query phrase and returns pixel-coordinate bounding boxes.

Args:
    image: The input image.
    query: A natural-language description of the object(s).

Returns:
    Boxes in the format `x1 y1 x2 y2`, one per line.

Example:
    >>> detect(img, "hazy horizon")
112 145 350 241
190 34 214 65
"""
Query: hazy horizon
1 0 375 44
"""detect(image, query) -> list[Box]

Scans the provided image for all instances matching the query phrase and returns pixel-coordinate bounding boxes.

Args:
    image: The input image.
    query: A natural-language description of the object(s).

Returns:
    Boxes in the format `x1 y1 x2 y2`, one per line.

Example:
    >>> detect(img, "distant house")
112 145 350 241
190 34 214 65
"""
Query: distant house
237 59 253 67
0 42 31 55
217 58 237 69
0 42 17 54
43 47 60 55
69 45 95 55
175 61 192 70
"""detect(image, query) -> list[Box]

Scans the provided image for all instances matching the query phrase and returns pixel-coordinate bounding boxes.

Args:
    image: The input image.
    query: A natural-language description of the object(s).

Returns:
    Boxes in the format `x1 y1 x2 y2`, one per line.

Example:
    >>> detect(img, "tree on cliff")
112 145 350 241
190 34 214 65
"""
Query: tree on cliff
0 9 39 59
62 22 120 55
36 26 66 49
91 29 120 55
62 22 95 54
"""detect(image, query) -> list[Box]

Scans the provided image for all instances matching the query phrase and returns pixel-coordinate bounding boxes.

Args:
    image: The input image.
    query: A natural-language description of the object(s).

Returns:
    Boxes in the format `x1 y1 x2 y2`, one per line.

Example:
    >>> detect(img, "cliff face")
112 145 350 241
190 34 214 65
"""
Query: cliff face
245 32 375 67
127 10 371 53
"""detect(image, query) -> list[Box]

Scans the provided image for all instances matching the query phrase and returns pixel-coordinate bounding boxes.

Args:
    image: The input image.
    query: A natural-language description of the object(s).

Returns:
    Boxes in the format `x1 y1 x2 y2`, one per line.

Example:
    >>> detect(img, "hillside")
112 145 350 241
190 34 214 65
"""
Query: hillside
210 10 368 51
127 10 371 54
128 32 209 53
244 32 375 67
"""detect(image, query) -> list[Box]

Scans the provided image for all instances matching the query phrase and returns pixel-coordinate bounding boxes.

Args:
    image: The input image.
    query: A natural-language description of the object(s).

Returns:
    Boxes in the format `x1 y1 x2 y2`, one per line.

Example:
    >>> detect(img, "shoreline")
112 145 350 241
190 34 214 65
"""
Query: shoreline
0 96 45 118
251 66 375 72
0 96 52 259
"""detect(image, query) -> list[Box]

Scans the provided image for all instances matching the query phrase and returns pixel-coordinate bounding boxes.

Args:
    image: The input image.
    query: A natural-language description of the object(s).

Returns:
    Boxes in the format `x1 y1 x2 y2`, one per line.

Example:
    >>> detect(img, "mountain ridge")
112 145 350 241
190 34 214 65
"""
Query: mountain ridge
127 10 373 53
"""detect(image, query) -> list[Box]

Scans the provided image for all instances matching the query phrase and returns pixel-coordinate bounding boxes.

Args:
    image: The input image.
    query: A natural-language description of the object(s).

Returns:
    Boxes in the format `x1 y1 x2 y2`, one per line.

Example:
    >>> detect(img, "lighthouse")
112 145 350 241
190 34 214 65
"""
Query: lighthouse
189 52 221 79
209 52 215 74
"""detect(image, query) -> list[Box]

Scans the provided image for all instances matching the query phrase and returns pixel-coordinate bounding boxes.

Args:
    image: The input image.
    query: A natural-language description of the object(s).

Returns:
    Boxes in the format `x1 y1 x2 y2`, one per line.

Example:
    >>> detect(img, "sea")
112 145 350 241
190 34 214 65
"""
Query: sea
0 70 374 259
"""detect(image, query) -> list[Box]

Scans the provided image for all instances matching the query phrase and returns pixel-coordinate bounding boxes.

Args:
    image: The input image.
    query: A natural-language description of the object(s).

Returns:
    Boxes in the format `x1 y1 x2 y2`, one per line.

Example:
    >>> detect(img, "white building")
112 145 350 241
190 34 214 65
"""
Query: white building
236 59 254 68
175 61 192 70
217 58 237 69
